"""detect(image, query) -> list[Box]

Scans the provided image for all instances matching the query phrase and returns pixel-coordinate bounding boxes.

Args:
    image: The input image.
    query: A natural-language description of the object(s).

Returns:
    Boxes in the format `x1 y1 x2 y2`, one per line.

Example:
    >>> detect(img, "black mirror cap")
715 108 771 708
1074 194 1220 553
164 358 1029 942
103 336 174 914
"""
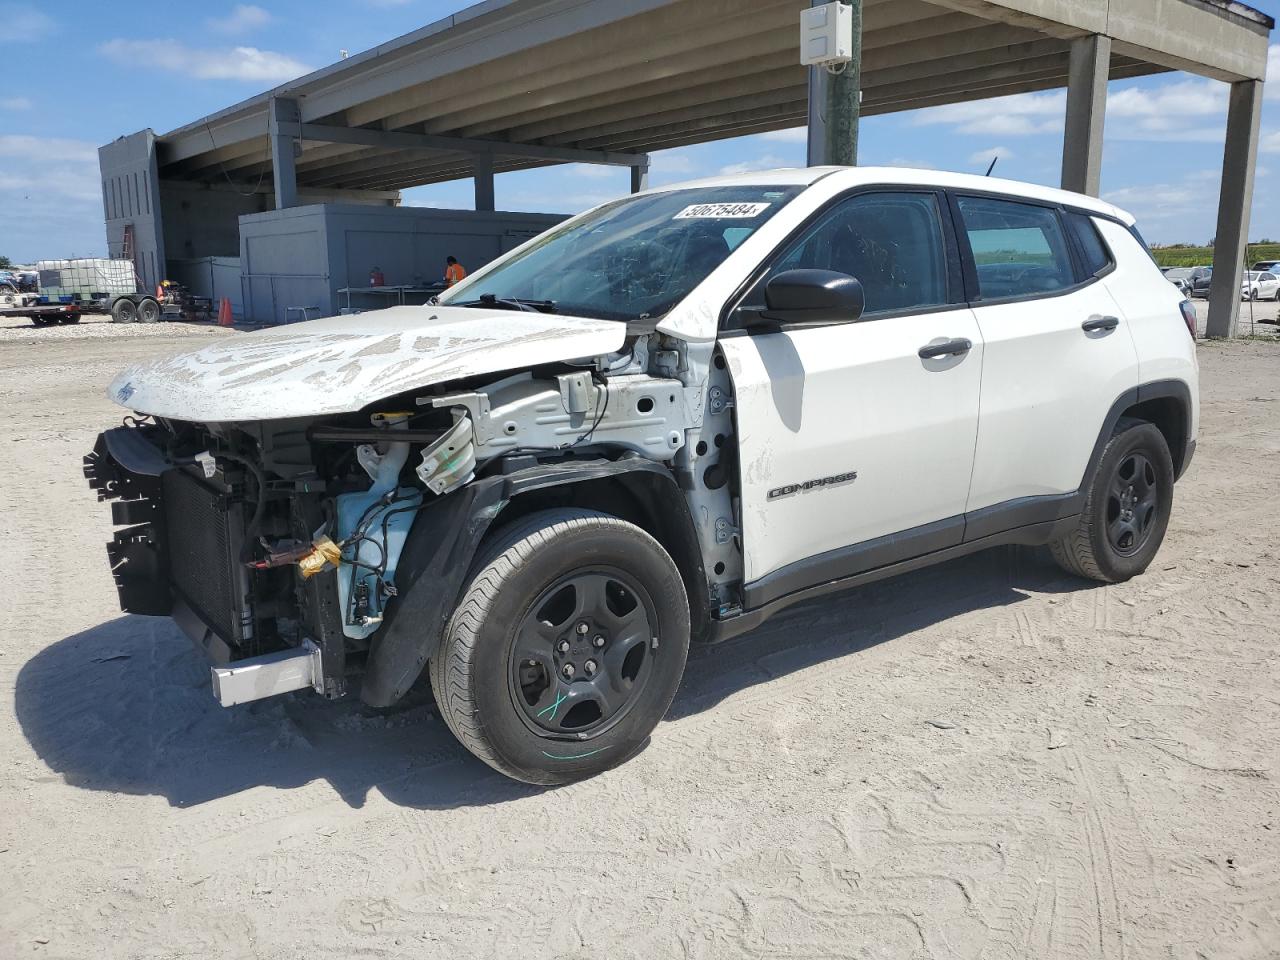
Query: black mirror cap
758 269 865 326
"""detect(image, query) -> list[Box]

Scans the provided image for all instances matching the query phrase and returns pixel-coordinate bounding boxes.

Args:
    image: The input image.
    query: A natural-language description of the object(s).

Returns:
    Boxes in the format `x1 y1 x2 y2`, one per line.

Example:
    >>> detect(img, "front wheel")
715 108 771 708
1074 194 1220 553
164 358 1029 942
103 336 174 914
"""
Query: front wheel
1050 418 1174 583
429 508 691 785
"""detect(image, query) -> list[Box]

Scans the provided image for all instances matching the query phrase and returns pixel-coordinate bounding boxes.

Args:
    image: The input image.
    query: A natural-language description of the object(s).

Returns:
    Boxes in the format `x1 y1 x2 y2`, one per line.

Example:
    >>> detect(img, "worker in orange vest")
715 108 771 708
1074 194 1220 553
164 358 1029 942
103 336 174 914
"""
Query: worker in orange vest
444 256 467 287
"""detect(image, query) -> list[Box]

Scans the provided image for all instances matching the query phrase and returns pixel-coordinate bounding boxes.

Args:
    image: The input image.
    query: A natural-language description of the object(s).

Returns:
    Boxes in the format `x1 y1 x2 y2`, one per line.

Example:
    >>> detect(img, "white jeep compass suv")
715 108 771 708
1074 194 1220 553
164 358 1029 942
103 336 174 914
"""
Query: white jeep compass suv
86 167 1198 784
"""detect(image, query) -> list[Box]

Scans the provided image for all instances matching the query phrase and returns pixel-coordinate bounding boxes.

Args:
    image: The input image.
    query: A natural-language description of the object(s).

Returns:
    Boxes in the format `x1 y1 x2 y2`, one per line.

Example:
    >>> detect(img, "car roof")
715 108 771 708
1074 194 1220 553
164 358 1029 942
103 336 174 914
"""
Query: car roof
647 165 1134 225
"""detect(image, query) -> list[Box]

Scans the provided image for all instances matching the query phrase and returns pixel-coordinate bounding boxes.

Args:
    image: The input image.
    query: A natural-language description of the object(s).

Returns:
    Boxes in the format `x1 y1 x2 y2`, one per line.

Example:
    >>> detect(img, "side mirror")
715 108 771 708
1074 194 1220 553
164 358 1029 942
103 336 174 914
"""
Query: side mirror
752 269 865 327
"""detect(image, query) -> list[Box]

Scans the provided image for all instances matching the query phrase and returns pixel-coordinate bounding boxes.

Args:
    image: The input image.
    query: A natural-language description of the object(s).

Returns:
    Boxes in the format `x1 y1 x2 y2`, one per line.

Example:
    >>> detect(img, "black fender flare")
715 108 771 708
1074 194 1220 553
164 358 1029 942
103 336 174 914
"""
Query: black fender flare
360 456 700 708
1082 379 1194 488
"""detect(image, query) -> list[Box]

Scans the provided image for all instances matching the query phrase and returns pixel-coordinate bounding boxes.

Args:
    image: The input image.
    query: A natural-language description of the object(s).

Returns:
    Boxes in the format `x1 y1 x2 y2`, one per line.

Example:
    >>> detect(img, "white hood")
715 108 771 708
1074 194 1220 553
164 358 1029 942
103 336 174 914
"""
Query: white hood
108 305 627 422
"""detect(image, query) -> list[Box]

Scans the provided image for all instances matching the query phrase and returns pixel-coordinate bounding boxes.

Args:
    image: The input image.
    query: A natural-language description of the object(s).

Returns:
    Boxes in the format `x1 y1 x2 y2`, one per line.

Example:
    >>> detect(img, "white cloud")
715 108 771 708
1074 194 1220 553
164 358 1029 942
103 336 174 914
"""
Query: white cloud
0 96 32 110
761 127 807 144
568 164 619 180
912 90 1065 137
652 149 698 175
967 146 1014 167
718 153 792 176
99 39 312 82
1267 44 1280 101
0 3 55 38
0 134 105 260
207 4 272 35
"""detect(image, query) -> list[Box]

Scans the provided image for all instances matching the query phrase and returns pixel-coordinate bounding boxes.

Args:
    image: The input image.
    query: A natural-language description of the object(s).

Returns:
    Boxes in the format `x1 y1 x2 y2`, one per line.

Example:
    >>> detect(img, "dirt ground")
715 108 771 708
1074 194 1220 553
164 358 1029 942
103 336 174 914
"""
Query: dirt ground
2 313 1279 960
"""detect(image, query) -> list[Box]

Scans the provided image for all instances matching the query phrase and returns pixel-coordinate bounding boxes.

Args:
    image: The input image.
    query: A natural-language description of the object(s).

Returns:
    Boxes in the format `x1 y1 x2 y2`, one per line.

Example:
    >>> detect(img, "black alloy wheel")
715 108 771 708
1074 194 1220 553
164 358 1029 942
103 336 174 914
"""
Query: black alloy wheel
510 569 657 738
1105 452 1159 557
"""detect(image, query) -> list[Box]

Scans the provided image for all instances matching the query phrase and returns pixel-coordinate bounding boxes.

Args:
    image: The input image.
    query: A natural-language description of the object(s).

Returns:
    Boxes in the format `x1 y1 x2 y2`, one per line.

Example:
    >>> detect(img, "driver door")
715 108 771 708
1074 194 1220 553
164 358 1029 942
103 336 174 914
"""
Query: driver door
719 190 983 603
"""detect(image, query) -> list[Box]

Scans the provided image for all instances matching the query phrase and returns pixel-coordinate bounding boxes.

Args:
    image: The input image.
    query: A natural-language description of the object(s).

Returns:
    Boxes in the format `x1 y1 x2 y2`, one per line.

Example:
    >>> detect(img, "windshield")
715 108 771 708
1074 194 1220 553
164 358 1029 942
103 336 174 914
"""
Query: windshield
1165 268 1192 279
439 185 804 322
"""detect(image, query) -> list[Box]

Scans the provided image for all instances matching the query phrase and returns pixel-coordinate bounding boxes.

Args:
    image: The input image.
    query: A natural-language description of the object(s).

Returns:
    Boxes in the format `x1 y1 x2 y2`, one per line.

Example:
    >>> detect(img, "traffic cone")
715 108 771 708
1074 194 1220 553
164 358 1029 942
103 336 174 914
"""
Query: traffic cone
217 298 234 327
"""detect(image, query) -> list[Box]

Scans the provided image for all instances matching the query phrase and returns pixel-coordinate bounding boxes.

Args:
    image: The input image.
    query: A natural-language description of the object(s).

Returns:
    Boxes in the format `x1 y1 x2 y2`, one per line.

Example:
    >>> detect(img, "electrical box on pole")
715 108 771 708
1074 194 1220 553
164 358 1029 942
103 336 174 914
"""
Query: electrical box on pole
800 2 854 67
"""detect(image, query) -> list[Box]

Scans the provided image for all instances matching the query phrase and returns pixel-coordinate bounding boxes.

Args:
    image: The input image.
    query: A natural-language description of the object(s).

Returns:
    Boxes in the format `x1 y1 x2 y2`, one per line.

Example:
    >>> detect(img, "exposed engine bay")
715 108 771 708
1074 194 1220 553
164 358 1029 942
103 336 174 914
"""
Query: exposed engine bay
84 331 742 708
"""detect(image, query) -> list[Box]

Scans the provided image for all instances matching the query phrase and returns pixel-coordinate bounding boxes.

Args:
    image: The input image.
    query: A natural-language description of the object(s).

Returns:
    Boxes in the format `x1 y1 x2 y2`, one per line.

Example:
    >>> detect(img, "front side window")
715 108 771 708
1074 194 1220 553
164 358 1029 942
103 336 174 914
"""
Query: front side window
744 191 949 318
437 185 803 323
957 195 1074 300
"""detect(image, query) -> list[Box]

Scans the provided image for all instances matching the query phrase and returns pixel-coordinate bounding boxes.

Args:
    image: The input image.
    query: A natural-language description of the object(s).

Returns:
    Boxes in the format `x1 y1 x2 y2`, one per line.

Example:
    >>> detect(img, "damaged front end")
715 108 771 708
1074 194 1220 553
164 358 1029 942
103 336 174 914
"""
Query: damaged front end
84 356 698 710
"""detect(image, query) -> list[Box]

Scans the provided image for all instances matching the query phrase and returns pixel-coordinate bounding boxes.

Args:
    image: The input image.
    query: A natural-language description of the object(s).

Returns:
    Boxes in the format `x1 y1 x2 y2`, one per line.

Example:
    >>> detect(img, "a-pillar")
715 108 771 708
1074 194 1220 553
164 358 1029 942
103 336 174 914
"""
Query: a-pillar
268 97 299 210
1061 34 1110 196
473 153 495 212
1206 79 1264 339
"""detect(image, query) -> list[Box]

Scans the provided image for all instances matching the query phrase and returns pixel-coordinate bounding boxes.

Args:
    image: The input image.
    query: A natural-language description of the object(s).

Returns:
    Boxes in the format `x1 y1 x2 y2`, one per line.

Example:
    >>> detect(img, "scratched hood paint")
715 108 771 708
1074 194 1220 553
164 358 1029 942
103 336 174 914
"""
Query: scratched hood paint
108 305 626 422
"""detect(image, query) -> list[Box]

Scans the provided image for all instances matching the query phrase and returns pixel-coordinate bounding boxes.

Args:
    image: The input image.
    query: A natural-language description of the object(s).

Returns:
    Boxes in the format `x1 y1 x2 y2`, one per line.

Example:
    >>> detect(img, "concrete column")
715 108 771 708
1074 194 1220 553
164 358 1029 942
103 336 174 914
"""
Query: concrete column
268 97 299 210
806 0 862 166
1060 34 1110 196
473 153 495 211
806 50 828 166
1207 79 1264 339
630 160 649 193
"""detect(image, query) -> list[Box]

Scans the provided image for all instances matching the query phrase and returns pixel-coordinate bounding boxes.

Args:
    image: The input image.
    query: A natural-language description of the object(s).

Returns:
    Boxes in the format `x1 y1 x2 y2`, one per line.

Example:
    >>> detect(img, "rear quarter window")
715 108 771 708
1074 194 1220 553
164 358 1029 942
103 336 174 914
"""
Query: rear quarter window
1068 212 1114 277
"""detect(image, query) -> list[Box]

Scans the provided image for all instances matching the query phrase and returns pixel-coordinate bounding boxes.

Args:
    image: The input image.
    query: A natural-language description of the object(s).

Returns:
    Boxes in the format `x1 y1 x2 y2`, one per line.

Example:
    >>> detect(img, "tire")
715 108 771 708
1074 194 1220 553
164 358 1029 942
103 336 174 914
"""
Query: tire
136 298 161 323
31 317 54 328
111 298 137 323
1050 418 1175 583
429 508 691 785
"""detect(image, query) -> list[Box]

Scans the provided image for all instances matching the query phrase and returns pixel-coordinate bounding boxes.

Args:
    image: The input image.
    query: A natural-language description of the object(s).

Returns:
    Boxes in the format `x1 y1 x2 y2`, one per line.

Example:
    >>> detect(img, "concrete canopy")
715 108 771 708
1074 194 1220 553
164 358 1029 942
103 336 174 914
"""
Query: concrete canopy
152 0 1271 194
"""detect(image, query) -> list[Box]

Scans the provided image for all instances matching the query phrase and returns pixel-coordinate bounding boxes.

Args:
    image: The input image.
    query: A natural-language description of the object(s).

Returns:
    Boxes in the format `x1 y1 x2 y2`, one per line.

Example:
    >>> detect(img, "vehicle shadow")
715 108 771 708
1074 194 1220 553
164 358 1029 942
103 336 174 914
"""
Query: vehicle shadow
15 544 1081 810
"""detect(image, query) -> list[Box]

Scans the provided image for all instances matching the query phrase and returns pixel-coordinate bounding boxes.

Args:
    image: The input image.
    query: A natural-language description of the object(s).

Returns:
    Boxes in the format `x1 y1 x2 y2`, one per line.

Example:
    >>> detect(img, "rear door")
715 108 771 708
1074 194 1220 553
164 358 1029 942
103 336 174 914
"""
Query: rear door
721 189 983 599
952 193 1140 532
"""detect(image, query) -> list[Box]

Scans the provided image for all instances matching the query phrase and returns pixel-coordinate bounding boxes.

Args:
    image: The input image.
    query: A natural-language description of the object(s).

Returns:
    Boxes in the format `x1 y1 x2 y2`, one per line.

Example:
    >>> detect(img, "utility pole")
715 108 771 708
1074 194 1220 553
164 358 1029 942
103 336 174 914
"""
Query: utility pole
805 1 862 166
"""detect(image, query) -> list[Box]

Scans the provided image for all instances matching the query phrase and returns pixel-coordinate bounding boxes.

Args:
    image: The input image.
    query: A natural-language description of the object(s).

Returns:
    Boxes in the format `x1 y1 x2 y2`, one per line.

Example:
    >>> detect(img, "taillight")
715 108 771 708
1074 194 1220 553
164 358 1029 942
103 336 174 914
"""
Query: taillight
1179 300 1197 339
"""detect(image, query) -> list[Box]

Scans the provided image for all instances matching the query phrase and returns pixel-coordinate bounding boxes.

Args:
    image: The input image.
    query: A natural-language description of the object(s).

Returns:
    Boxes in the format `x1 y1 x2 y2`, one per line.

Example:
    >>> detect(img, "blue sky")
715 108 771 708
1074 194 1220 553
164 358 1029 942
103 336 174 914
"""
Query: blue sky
2 0 1279 262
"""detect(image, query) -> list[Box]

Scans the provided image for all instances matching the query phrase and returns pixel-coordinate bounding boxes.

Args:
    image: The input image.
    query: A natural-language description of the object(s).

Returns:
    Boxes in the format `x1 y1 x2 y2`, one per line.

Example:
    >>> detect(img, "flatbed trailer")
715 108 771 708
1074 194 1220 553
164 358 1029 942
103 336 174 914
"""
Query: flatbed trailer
1 289 212 327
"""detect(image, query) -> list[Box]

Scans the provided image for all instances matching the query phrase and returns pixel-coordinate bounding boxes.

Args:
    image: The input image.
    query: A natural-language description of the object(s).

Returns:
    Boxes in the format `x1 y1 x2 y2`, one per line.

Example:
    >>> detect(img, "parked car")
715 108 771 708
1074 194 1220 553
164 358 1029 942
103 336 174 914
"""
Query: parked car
84 167 1199 784
1251 260 1280 273
1186 265 1213 297
1162 266 1193 295
1241 270 1280 300
0 281 38 310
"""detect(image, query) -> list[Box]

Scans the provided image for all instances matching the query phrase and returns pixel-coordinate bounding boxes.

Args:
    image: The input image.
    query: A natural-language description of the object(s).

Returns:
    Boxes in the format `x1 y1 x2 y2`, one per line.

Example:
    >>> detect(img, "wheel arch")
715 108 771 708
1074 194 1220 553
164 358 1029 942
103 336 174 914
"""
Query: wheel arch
1085 380 1194 487
360 456 707 708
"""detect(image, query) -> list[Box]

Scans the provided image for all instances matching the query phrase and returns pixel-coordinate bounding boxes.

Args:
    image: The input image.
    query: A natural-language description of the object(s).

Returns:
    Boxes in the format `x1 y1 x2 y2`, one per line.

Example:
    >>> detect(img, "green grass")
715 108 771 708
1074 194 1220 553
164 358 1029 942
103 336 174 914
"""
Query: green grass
1152 243 1280 268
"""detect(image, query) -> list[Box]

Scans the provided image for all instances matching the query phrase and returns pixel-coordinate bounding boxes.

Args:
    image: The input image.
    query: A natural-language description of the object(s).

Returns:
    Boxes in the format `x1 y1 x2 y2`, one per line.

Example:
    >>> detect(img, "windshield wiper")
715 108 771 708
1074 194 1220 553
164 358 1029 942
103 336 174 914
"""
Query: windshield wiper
452 294 558 314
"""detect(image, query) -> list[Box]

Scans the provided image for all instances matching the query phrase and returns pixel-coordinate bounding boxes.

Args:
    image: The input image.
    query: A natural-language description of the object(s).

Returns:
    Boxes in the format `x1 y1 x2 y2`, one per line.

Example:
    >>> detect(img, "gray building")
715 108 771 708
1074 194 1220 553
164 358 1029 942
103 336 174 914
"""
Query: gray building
100 0 1271 333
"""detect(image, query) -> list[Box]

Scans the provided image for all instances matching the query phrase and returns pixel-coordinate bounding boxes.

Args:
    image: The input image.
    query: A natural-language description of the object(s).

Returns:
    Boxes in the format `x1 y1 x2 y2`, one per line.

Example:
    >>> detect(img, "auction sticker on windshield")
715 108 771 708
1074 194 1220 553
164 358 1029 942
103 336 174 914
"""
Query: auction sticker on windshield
674 202 771 220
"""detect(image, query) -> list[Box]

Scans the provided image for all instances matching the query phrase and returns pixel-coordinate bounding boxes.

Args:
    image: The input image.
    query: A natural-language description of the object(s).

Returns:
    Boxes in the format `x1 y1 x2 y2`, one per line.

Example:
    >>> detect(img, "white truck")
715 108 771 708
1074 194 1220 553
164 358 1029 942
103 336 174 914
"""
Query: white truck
85 167 1198 784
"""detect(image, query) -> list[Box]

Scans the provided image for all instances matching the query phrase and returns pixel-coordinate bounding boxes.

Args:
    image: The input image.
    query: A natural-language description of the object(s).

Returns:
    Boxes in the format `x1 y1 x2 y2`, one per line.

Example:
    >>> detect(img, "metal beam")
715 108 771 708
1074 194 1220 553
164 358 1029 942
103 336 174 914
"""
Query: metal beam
1207 79 1264 339
295 122 648 168
1061 34 1109 196
268 97 299 209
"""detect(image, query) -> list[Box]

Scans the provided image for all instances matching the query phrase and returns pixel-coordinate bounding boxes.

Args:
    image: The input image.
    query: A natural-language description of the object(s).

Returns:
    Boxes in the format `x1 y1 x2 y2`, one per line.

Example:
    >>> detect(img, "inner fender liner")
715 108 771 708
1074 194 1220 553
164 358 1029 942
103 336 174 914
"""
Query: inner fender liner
360 456 689 708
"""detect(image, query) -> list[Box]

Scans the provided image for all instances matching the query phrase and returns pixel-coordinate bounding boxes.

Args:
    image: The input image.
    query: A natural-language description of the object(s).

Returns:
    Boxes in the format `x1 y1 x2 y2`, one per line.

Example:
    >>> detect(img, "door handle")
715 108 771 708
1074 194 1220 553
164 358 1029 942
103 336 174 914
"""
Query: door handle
918 338 972 359
1082 315 1120 332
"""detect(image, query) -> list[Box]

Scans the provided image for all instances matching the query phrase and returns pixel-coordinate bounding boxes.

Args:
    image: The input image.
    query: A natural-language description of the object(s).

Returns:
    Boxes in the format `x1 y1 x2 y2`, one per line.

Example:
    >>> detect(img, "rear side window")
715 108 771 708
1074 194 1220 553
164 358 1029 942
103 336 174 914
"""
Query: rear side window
1068 212 1113 277
956 195 1074 300
748 191 950 318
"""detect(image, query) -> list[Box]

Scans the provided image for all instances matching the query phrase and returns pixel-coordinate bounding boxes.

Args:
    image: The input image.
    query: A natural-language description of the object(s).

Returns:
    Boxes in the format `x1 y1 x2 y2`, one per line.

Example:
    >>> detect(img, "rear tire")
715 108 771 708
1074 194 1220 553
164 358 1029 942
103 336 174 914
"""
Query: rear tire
429 508 691 785
111 298 137 323
136 297 161 323
1050 418 1174 583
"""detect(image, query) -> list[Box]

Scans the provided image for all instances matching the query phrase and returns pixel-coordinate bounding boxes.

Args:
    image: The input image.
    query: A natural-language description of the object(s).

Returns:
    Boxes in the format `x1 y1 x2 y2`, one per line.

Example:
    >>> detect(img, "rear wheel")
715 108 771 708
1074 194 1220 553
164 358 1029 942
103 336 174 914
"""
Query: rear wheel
110 298 137 323
429 508 690 785
136 297 161 323
1050 418 1174 583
